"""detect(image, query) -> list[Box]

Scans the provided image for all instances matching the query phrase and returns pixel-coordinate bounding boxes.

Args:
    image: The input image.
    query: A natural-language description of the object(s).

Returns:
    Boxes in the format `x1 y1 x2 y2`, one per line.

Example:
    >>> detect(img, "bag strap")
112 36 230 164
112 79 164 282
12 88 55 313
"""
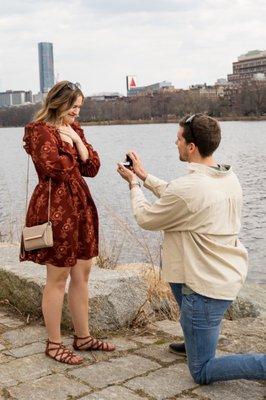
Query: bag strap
24 155 51 226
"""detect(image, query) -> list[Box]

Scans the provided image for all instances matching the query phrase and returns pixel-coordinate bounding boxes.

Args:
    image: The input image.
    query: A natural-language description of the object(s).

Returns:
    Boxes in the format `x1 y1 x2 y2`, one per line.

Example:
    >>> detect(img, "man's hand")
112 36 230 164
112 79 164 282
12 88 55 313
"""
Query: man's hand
117 163 137 184
127 151 148 181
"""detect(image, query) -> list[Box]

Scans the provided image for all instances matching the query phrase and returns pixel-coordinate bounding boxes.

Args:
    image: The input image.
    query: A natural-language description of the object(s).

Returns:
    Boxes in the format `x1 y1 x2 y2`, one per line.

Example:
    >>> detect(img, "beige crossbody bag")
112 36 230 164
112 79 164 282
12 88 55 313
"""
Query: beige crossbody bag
21 155 53 252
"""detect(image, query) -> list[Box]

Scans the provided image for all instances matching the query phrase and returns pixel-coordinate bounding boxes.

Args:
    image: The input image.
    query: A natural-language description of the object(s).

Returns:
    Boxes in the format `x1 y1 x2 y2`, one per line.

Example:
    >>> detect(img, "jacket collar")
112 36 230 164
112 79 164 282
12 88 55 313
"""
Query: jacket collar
188 162 231 177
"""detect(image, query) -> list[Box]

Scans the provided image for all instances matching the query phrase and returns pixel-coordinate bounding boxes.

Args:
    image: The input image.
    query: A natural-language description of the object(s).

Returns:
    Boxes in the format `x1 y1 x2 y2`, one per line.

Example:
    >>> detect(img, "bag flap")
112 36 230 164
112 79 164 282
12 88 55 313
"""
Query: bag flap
23 222 50 240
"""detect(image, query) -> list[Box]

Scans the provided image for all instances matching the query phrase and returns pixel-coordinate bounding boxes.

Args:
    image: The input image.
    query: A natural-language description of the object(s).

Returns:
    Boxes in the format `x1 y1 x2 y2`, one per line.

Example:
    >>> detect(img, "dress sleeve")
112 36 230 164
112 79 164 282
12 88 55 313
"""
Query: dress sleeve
24 123 77 182
72 123 100 177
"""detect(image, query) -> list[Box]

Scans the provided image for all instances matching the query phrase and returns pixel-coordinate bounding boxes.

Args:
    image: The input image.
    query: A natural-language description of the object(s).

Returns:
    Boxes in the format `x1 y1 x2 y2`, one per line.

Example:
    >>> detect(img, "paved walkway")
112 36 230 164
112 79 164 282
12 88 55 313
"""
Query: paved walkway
0 306 265 400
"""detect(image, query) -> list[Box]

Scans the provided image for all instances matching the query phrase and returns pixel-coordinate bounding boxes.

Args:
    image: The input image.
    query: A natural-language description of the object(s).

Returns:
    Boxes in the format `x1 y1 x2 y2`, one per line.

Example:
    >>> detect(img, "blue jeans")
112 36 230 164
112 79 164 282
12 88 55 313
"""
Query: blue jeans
170 283 266 384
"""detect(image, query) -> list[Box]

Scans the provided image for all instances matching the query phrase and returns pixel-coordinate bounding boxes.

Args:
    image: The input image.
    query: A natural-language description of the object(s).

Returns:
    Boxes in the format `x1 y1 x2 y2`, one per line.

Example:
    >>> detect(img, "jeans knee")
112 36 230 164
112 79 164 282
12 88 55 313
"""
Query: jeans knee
190 367 209 385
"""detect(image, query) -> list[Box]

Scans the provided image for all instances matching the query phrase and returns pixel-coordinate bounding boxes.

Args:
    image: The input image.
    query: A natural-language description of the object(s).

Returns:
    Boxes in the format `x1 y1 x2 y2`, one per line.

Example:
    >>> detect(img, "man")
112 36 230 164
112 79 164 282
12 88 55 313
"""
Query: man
117 114 265 384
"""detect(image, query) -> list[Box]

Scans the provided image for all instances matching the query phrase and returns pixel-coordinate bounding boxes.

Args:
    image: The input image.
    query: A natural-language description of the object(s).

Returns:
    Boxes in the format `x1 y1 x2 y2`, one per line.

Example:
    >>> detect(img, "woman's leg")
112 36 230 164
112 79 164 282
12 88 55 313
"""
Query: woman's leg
43 264 70 342
68 259 92 338
42 263 82 363
68 259 115 350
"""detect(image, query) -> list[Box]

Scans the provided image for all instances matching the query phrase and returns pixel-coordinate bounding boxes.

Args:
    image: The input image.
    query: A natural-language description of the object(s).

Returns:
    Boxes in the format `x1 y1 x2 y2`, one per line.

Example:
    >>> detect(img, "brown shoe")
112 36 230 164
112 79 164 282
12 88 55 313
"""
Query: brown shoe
73 335 116 352
45 339 83 365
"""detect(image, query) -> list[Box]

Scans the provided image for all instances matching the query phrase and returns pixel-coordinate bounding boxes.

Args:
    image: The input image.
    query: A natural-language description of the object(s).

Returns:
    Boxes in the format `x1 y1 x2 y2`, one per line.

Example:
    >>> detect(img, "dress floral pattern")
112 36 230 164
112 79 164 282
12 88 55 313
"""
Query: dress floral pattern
20 121 100 268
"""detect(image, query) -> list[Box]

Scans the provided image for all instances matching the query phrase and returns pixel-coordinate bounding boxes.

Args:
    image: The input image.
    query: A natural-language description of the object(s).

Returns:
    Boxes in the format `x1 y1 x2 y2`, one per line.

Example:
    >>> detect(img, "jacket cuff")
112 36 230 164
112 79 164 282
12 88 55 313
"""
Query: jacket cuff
143 174 162 190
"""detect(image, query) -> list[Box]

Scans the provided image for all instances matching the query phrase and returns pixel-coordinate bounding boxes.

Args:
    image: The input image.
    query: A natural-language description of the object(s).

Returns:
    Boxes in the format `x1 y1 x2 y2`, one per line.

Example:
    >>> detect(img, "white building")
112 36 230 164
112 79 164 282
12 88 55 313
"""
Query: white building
0 90 33 107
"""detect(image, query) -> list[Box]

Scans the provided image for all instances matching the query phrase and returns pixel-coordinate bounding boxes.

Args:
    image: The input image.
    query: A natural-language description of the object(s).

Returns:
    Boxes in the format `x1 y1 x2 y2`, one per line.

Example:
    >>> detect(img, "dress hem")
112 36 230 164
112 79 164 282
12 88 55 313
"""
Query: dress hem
19 252 99 268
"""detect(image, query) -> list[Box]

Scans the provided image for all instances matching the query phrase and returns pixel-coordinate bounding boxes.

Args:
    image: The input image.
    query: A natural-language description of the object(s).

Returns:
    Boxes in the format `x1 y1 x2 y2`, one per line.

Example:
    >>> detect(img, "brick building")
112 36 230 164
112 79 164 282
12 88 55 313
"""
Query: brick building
228 50 266 85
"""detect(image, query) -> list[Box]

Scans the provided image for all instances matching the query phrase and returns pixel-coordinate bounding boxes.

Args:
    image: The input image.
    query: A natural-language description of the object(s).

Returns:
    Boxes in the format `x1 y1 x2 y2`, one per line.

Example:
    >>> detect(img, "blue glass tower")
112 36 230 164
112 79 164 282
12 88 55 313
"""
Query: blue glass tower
38 42 55 93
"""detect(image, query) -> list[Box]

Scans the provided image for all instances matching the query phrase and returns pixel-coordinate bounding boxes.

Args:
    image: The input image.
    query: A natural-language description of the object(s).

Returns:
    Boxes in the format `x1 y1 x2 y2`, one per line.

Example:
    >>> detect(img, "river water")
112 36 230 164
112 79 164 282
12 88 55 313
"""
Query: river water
0 122 265 283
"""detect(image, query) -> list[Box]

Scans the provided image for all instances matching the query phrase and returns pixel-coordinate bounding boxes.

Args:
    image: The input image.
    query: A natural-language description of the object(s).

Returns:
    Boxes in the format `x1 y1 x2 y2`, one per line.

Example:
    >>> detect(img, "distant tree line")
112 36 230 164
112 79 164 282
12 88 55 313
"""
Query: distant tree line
0 81 265 127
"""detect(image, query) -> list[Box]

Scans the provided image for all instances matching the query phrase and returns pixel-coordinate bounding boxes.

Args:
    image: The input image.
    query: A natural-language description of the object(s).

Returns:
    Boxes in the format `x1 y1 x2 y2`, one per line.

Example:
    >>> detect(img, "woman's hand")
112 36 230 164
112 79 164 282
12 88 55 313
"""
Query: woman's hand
127 151 148 181
59 126 82 145
117 163 137 184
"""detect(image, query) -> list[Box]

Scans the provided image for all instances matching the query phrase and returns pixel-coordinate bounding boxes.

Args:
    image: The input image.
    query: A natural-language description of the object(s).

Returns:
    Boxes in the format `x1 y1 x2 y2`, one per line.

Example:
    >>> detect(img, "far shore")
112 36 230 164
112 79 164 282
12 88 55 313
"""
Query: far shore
1 116 266 129
81 116 266 126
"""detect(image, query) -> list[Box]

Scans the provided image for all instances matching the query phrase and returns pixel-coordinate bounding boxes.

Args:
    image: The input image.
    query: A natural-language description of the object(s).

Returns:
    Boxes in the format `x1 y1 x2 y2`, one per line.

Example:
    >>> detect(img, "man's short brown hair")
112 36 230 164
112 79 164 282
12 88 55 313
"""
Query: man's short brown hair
179 114 221 157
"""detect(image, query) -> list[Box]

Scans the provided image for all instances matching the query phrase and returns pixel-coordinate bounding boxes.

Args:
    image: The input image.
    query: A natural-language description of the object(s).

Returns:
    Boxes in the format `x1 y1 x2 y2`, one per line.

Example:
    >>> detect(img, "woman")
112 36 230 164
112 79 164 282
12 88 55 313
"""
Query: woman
20 81 115 365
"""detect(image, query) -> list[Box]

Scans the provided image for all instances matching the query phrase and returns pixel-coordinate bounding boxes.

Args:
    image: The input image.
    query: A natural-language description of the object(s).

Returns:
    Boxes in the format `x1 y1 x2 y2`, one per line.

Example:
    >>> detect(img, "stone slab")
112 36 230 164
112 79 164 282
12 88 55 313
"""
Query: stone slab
125 364 196 400
220 317 266 353
8 374 91 400
109 336 139 352
0 310 7 317
153 320 228 344
1 325 47 347
62 336 110 363
194 379 265 400
130 335 159 345
0 244 152 333
0 353 13 364
135 343 185 363
69 355 160 389
0 353 70 387
81 386 147 400
153 320 184 337
0 315 24 328
4 342 43 358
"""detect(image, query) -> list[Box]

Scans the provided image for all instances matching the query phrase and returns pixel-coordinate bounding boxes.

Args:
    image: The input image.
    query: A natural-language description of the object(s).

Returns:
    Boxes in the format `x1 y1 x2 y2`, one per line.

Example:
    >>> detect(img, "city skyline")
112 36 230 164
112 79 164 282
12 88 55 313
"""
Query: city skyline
0 0 265 96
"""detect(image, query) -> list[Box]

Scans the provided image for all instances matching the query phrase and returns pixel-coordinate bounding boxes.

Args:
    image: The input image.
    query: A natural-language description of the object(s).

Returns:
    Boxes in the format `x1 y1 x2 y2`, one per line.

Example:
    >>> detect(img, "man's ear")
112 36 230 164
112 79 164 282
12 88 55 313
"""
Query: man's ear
188 142 196 153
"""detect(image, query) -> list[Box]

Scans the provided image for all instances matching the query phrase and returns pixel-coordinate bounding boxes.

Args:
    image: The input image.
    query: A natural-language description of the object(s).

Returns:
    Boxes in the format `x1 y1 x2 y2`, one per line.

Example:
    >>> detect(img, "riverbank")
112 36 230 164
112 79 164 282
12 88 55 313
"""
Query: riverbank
81 115 266 126
1 116 266 128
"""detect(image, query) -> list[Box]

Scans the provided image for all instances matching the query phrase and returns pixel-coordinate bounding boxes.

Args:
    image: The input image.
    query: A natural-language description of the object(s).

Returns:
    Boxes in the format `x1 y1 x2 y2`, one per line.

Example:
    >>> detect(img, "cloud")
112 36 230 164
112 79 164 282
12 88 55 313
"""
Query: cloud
0 0 265 94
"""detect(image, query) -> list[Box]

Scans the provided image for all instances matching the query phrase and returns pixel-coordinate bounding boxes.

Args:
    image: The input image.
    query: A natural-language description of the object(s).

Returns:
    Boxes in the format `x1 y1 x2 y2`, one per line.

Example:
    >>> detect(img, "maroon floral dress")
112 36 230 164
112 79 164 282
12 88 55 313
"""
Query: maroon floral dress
20 121 100 268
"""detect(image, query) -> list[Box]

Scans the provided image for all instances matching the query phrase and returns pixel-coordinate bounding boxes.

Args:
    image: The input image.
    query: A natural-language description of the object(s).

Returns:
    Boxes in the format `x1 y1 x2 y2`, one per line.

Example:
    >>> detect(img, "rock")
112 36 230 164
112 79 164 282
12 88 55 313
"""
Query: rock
0 244 152 333
116 263 178 320
226 283 266 319
118 263 266 320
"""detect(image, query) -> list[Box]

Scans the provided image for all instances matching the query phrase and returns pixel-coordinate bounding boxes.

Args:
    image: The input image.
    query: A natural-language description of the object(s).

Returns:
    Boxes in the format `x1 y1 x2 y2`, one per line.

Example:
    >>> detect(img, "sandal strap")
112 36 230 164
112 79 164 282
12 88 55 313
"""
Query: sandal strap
46 339 80 364
74 335 113 351
73 335 94 350
74 335 92 340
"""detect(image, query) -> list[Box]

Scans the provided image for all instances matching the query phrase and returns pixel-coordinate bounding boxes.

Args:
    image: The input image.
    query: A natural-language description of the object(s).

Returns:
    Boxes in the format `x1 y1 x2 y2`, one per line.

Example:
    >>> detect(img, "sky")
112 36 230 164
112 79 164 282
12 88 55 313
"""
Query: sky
0 0 265 96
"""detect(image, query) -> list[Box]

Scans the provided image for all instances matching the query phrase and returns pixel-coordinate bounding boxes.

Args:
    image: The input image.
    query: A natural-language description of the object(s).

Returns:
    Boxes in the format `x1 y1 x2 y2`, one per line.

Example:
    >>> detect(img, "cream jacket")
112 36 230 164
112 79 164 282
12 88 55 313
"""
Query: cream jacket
130 163 248 300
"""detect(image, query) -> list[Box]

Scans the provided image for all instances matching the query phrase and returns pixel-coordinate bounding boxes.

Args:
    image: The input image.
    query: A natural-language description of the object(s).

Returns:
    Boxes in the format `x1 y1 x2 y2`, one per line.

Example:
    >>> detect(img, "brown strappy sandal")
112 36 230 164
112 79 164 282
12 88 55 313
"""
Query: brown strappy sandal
45 339 83 365
73 335 116 352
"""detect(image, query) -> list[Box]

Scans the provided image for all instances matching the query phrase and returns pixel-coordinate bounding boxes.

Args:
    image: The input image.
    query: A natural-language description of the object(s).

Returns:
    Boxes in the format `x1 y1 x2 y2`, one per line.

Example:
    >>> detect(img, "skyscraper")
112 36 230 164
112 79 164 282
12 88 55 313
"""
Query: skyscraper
38 42 54 93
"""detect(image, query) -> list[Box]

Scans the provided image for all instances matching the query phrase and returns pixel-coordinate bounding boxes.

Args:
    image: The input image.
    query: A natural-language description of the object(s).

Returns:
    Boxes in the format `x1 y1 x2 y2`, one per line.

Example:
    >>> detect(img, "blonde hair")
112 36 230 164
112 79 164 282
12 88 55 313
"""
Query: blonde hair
34 81 84 125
